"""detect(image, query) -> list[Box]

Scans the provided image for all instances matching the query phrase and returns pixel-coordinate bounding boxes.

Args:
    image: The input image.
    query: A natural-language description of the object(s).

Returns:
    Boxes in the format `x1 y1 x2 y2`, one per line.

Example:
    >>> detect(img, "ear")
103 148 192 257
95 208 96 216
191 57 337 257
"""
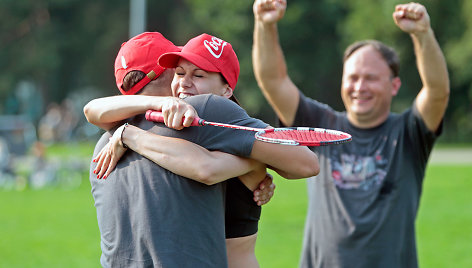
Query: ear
391 77 401 96
222 84 233 99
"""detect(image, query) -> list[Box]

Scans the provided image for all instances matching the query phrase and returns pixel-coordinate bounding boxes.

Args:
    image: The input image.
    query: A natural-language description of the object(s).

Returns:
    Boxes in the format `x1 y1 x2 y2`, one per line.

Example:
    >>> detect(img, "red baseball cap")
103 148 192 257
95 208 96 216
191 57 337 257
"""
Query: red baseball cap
114 32 180 95
158 33 240 90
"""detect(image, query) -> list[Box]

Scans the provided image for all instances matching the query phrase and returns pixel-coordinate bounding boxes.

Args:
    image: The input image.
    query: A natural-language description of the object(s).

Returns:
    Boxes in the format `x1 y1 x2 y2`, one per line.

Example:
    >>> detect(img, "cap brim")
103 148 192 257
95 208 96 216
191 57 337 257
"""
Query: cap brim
158 51 220 73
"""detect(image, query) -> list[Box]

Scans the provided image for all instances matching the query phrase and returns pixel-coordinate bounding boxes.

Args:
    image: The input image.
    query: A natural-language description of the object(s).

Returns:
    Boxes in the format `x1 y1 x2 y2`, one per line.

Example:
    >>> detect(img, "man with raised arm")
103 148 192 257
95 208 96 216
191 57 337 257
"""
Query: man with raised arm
253 1 449 267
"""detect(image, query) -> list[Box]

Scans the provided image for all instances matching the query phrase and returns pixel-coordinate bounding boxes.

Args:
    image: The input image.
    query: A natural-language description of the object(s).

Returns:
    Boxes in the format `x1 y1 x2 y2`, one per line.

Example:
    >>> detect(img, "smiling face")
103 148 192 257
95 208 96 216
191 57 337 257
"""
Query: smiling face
341 45 401 128
171 58 232 99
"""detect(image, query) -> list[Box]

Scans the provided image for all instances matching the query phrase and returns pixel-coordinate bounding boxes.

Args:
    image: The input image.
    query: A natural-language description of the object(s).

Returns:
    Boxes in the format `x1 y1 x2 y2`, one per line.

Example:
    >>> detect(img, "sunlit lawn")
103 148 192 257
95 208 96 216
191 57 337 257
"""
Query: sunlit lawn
256 165 472 268
0 143 470 267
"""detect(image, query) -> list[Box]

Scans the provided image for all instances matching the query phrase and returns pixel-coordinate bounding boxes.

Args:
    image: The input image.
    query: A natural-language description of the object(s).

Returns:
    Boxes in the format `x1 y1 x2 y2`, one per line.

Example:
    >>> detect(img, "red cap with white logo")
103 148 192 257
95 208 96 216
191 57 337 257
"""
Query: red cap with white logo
114 32 180 95
158 33 240 90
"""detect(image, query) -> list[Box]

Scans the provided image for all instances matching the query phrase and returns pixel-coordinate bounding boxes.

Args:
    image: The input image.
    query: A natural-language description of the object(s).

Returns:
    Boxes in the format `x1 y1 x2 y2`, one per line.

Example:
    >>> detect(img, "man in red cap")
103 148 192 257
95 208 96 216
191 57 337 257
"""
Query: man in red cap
114 31 180 96
85 32 319 267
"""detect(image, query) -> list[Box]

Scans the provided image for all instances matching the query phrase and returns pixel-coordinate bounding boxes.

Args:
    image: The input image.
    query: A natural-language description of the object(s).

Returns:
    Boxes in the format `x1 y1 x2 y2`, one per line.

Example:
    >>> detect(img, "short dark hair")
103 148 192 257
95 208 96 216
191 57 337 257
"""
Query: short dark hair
122 71 147 93
343 40 400 77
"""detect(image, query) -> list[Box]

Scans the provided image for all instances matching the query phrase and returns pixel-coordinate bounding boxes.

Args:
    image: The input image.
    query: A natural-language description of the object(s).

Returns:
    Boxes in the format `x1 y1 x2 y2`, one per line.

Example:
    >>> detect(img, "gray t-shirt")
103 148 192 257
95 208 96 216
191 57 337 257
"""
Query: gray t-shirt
90 94 267 268
292 92 440 268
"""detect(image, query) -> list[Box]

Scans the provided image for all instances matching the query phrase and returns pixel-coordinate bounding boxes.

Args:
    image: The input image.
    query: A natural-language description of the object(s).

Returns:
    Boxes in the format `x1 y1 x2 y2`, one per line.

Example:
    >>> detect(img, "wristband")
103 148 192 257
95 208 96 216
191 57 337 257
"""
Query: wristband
121 123 129 148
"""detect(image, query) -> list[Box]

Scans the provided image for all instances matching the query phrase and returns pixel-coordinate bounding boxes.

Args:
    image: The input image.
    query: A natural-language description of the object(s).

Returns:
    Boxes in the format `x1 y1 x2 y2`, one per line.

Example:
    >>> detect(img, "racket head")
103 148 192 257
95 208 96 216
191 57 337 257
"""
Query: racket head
255 127 352 146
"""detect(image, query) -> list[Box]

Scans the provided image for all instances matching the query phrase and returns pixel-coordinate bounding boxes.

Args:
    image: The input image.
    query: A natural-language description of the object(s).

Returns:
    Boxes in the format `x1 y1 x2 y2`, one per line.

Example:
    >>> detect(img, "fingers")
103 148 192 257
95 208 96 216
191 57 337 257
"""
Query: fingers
103 156 119 179
95 143 112 179
394 3 424 21
165 110 184 130
92 144 107 164
392 3 429 34
273 0 286 10
259 173 273 189
258 0 286 10
182 107 198 127
254 184 275 205
254 0 287 23
161 98 198 130
92 137 127 180
97 153 112 179
93 146 110 179
253 173 276 206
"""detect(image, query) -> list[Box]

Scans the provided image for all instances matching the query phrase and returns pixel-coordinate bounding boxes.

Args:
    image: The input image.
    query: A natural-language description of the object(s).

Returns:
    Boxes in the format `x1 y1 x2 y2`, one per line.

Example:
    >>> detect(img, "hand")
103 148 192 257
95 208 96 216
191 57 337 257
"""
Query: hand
92 124 128 179
160 97 198 130
393 3 430 35
253 173 276 206
253 0 287 24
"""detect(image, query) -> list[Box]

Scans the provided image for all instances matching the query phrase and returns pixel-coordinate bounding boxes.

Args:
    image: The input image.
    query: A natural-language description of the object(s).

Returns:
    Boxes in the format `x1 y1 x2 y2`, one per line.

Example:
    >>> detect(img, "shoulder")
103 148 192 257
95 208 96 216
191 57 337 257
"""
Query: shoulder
185 94 255 123
183 94 237 110
294 91 341 127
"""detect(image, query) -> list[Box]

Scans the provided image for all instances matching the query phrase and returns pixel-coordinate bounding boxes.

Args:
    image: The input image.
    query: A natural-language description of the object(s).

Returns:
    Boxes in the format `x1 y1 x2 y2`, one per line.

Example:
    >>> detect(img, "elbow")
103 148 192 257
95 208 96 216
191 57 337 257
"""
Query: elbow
83 100 112 130
310 154 321 176
438 83 450 100
298 161 320 178
197 174 219 186
444 85 451 102
288 155 320 179
83 101 101 124
197 174 214 185
83 103 92 123
308 160 320 177
194 166 220 186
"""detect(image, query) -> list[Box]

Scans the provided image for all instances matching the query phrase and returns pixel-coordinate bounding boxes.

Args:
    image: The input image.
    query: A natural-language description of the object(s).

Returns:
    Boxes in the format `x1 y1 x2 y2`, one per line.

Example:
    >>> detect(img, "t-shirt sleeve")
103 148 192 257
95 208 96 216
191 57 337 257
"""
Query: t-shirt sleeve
406 104 442 166
185 94 268 157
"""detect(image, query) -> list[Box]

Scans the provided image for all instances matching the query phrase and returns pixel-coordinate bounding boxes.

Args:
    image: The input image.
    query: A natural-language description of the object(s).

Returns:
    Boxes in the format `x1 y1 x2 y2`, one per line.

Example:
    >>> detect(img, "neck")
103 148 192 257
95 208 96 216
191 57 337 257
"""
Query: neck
347 112 390 129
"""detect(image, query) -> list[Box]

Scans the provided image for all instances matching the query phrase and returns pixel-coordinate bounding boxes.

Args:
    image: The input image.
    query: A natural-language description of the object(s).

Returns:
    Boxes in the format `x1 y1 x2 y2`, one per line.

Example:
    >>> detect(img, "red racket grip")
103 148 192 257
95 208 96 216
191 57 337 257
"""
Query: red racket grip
145 110 203 126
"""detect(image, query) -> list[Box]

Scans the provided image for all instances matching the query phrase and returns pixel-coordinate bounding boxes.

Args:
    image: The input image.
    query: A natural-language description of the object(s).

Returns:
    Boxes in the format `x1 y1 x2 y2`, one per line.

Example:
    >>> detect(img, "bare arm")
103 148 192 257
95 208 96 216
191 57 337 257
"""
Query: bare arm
250 140 320 179
393 3 450 132
93 124 274 204
83 95 197 131
118 124 261 185
252 0 299 126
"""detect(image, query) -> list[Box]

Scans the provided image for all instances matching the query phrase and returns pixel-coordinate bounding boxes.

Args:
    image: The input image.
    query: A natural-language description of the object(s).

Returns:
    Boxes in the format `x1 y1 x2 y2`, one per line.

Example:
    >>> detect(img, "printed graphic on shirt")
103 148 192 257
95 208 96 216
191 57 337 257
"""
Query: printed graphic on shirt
330 140 389 190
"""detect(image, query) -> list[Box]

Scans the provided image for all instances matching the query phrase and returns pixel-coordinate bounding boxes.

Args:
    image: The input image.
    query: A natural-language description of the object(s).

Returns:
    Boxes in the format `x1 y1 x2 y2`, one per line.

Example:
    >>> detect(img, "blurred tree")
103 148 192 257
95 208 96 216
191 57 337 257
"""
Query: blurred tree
0 0 469 142
442 0 472 141
0 0 129 119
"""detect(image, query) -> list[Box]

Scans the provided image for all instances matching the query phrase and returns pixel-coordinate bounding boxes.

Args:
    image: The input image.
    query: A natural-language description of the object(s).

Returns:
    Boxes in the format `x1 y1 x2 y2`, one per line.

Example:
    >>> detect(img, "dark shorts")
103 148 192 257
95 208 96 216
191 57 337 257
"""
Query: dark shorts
225 177 261 239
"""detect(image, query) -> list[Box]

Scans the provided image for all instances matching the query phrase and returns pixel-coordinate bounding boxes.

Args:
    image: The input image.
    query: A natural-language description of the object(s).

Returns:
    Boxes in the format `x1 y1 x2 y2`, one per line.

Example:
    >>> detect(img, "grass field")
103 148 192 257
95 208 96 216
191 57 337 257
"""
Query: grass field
0 152 471 267
256 165 472 268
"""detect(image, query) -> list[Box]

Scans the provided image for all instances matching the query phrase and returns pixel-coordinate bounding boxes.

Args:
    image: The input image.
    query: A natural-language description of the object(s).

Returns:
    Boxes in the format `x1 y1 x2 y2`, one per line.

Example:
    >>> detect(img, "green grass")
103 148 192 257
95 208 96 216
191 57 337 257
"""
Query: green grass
0 163 471 267
256 165 472 267
416 165 472 268
0 183 100 268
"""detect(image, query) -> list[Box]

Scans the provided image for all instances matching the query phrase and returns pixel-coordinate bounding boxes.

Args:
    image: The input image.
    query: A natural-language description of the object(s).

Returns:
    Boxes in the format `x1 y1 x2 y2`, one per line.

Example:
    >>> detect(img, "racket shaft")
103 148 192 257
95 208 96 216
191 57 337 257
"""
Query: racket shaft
145 110 352 146
145 110 261 131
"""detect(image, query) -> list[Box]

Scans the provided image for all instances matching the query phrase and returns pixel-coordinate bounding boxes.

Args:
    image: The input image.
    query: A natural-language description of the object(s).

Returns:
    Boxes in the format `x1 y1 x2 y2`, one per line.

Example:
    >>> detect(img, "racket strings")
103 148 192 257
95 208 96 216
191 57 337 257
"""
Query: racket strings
263 129 325 142
259 129 351 146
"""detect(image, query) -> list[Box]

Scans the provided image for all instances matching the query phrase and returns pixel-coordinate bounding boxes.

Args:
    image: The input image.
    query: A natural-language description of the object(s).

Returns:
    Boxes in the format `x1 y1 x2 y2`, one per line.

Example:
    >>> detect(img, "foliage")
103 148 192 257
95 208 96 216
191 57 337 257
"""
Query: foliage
1 0 471 141
0 0 129 111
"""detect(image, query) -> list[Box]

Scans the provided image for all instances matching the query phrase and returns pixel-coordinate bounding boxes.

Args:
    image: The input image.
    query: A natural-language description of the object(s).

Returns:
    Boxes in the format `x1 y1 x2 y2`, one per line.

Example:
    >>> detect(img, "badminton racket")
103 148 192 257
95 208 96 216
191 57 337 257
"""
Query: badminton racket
145 110 352 146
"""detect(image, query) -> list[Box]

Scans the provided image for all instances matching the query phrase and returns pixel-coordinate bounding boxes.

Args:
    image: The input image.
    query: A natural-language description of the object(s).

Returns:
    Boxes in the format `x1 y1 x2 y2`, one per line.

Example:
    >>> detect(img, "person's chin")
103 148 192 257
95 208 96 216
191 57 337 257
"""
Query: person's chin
350 106 371 117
